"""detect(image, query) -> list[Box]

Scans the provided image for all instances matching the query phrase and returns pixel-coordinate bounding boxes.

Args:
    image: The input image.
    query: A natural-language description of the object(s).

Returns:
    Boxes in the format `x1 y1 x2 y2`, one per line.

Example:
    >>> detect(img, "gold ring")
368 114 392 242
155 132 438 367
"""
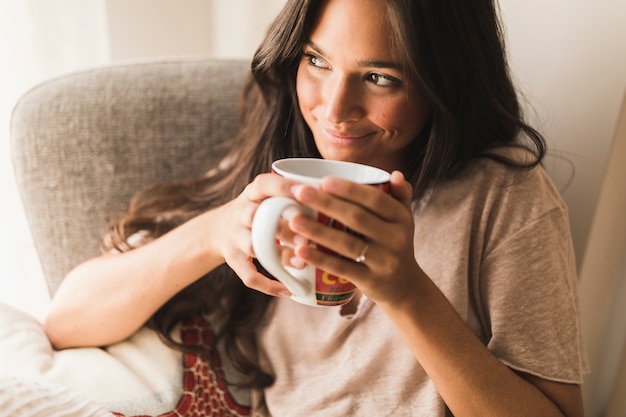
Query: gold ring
355 243 369 263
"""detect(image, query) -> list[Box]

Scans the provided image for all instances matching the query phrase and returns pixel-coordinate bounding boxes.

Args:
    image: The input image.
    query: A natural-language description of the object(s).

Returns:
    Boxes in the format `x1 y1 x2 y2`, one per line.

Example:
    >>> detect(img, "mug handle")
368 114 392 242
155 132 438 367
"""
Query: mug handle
251 197 312 297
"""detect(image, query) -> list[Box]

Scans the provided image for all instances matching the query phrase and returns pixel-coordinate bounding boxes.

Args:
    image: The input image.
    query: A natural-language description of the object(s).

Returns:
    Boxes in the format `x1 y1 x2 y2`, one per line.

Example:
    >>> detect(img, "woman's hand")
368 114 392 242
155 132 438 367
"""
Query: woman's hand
210 172 298 298
287 171 584 417
286 170 421 305
46 172 300 348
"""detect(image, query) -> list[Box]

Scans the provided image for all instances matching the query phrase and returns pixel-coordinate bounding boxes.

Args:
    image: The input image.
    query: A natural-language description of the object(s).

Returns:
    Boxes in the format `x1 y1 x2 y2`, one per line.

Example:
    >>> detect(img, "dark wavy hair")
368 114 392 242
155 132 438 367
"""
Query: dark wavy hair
102 0 545 389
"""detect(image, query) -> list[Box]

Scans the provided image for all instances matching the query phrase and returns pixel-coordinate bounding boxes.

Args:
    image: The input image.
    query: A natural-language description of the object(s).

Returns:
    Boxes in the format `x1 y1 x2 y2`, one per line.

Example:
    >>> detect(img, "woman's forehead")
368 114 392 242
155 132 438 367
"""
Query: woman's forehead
307 0 397 63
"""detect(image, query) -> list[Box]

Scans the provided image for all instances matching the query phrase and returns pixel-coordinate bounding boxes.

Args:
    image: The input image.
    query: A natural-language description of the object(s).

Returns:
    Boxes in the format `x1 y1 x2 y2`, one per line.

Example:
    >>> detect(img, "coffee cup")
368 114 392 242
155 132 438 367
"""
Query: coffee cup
251 158 390 307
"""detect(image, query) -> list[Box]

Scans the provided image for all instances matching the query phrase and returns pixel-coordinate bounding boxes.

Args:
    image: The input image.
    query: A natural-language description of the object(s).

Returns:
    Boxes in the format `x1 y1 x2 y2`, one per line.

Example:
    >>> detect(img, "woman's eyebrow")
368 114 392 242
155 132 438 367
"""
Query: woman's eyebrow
304 41 327 57
304 41 402 71
358 58 403 72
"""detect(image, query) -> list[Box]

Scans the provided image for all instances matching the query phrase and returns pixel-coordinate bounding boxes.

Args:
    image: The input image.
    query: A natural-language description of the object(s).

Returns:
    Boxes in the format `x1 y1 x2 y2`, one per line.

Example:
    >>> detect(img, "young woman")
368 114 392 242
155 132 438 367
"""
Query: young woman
45 0 588 415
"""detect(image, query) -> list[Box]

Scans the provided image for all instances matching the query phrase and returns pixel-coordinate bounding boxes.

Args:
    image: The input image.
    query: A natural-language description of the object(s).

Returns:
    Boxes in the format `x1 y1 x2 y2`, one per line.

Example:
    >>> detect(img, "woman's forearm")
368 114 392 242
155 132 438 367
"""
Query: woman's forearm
44 209 225 349
45 173 297 349
377 269 583 417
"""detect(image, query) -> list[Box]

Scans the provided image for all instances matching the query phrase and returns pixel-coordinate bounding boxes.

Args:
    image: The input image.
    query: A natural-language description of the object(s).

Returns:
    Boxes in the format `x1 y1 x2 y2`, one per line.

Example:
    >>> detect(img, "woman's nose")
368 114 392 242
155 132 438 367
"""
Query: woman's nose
323 75 364 124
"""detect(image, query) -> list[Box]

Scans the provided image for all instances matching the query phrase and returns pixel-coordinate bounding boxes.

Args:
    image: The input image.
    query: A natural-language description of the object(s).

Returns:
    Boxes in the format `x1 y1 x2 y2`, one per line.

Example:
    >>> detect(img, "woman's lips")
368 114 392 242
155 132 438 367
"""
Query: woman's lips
322 127 374 142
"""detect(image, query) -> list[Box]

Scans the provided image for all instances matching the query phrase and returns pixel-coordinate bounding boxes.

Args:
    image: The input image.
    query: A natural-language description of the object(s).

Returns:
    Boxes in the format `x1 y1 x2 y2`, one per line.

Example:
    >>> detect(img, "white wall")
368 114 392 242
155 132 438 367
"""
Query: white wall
500 0 626 265
105 0 286 61
578 93 626 416
106 0 213 60
499 2 626 415
0 0 110 321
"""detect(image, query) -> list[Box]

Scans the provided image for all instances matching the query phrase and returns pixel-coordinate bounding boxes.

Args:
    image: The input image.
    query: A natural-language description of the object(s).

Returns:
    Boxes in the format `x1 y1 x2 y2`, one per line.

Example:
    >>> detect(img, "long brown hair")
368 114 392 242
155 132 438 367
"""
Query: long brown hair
102 0 546 389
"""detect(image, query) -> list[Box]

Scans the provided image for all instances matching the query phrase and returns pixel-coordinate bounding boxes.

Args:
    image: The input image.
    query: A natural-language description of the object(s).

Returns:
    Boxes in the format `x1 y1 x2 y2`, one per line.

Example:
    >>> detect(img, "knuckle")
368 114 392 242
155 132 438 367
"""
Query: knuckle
244 175 266 199
239 270 260 289
332 262 351 277
382 256 401 273
243 179 257 195
244 204 257 226
349 210 369 226
388 240 404 255
369 190 387 207
371 251 399 276
388 229 411 252
245 242 255 257
348 238 365 257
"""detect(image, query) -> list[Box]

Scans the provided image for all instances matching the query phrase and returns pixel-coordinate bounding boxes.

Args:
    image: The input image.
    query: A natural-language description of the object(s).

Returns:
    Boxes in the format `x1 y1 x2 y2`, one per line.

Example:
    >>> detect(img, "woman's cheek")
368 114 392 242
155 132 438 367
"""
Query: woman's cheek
296 70 320 114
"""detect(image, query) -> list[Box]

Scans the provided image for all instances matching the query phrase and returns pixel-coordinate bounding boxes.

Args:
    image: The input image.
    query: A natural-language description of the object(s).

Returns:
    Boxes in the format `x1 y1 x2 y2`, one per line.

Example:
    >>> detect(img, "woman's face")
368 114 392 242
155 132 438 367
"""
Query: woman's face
296 0 430 173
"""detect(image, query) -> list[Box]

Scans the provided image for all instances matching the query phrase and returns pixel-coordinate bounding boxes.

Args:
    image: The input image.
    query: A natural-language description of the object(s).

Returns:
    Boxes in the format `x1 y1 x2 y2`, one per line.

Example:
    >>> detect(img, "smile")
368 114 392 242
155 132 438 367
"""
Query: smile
321 126 375 142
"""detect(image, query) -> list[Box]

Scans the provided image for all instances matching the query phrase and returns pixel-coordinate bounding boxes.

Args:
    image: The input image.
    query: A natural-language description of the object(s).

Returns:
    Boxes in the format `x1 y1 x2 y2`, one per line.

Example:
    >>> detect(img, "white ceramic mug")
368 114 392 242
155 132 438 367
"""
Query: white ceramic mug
251 158 391 307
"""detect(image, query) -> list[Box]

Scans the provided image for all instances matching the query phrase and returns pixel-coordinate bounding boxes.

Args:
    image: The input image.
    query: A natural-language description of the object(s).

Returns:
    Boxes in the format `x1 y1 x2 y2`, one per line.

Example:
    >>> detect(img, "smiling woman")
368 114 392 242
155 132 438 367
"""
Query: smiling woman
294 0 429 173
35 0 587 415
1 1 625 416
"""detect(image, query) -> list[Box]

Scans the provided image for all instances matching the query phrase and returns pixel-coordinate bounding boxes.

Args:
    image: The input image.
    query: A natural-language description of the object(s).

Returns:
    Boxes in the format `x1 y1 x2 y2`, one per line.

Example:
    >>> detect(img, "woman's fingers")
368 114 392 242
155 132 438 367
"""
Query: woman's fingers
289 212 383 272
389 170 413 207
215 173 303 297
291 178 410 244
243 172 298 202
227 250 291 297
287 172 415 281
229 170 413 298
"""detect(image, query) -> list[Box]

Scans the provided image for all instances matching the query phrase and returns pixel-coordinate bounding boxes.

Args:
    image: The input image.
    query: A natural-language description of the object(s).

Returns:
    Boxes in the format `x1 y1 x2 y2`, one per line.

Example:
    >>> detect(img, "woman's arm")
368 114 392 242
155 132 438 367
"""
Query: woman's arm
45 209 226 349
377 268 583 417
45 173 294 349
286 171 584 417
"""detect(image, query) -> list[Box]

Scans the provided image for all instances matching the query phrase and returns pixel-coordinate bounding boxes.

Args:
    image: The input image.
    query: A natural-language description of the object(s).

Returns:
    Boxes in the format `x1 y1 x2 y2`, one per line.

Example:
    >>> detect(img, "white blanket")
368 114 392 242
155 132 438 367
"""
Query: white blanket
0 377 113 417
0 302 182 416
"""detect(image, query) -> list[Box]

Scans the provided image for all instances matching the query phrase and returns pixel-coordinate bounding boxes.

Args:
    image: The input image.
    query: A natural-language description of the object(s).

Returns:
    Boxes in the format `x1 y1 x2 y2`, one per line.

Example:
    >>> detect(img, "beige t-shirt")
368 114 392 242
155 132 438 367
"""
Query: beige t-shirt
255 158 589 416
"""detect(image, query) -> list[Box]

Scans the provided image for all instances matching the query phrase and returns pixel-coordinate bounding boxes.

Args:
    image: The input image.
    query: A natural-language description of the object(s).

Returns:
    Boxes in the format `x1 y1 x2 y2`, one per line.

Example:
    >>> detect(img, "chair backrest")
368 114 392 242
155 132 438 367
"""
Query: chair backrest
10 58 250 295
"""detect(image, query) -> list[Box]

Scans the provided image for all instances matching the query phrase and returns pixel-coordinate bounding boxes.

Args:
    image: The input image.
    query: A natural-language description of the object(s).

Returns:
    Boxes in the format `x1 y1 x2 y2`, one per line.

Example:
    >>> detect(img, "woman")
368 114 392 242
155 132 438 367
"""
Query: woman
45 0 588 415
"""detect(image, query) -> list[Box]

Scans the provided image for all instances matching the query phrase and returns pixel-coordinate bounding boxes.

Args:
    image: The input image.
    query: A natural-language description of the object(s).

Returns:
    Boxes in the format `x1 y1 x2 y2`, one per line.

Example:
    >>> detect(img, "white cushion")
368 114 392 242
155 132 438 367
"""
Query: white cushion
0 377 113 417
0 302 182 416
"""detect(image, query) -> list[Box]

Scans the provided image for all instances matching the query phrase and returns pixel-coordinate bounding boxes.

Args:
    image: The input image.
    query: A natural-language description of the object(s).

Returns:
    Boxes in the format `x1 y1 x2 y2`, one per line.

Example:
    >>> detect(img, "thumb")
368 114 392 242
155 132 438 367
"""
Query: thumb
389 170 413 208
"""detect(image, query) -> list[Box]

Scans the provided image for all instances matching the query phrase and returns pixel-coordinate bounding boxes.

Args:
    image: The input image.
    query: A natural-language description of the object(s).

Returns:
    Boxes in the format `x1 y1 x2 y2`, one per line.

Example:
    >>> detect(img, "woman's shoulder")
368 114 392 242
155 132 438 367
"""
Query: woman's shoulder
465 146 560 194
427 151 567 222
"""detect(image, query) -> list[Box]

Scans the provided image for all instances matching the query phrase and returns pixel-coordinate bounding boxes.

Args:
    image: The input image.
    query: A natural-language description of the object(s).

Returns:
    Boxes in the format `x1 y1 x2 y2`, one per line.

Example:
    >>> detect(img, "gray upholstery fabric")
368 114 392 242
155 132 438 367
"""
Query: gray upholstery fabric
11 58 250 295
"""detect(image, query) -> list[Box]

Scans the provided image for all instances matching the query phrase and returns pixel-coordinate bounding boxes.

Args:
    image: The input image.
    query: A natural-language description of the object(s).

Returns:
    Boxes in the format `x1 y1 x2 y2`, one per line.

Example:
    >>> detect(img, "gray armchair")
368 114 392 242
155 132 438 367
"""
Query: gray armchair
3 58 252 416
11 58 249 296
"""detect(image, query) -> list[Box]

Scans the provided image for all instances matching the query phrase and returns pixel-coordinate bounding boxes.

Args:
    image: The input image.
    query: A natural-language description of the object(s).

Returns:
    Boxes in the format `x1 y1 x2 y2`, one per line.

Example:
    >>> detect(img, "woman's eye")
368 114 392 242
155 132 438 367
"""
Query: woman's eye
367 73 401 88
304 53 328 69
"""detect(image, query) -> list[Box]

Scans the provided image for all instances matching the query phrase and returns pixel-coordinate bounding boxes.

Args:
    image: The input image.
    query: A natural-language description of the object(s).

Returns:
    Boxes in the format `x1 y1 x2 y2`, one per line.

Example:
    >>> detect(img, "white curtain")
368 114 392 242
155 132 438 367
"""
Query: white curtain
0 0 110 319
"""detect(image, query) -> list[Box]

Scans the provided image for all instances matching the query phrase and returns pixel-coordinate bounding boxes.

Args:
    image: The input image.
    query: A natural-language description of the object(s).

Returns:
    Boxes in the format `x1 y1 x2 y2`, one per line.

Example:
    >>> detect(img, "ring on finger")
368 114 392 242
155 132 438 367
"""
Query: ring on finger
355 242 369 263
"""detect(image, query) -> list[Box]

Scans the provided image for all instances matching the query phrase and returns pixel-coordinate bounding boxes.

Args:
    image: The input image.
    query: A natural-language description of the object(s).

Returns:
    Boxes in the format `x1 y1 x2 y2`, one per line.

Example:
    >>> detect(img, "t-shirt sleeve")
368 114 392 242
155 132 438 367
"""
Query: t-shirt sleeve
480 206 589 384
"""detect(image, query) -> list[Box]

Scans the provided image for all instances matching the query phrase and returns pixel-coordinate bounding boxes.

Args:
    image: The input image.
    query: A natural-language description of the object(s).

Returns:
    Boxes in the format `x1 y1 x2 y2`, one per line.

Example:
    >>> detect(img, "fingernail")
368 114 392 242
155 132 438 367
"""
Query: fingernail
292 234 308 246
290 256 306 268
292 184 313 201
278 290 292 298
321 176 339 189
291 184 304 196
